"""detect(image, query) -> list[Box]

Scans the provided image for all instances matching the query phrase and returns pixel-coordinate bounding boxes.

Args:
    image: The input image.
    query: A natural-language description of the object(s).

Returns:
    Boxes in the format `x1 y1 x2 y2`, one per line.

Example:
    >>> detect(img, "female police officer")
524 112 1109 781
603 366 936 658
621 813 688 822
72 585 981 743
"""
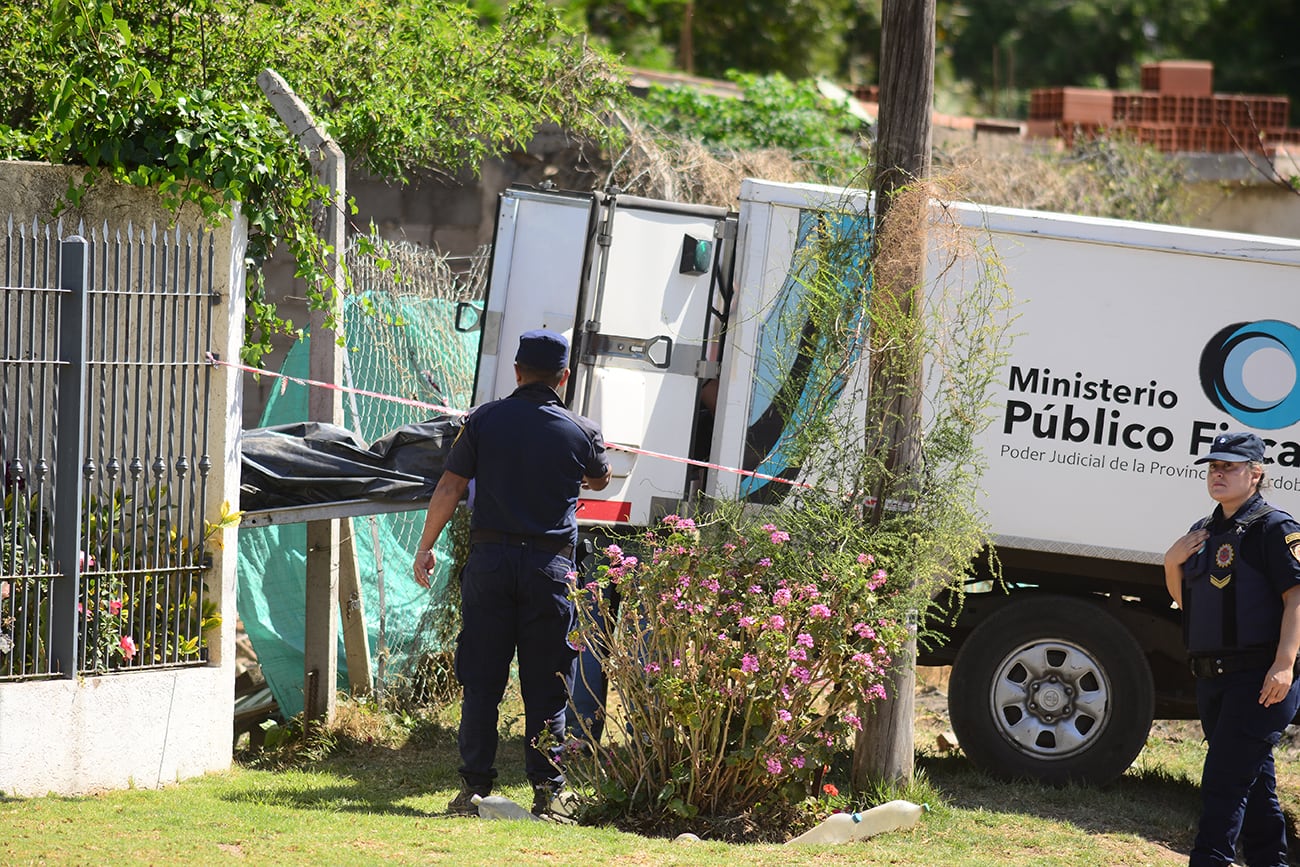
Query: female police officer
1165 431 1300 866
413 329 611 817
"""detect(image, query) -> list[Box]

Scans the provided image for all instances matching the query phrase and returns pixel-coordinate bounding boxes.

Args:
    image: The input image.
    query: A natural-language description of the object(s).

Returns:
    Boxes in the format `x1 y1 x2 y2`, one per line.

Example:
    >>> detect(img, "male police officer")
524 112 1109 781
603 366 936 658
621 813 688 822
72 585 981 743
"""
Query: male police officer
413 329 611 817
1165 432 1300 866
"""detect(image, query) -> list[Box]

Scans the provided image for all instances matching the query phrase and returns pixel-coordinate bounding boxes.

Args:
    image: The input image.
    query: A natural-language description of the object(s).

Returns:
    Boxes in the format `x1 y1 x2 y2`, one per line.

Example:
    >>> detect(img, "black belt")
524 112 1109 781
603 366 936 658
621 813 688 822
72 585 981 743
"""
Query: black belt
469 529 573 559
1188 648 1276 679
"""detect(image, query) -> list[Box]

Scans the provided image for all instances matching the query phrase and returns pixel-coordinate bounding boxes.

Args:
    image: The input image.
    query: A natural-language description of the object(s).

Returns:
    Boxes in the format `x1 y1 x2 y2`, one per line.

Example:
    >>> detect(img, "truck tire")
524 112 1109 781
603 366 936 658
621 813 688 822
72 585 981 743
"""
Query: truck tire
947 594 1154 785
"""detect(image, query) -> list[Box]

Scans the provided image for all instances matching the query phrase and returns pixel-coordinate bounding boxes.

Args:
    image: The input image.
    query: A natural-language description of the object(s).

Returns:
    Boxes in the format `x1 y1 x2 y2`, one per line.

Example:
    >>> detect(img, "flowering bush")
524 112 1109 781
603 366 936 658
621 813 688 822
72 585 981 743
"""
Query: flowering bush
1 481 228 676
563 508 909 821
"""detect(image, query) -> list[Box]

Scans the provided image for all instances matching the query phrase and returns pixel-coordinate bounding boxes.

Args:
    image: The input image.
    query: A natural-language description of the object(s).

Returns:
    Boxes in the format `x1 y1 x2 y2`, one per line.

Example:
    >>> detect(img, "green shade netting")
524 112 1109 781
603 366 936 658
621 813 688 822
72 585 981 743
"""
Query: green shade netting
236 290 478 719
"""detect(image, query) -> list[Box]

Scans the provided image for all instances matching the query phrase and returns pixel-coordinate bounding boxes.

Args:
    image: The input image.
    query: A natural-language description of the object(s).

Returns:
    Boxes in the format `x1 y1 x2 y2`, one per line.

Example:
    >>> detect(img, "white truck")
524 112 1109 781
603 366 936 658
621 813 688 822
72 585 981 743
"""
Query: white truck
463 177 1300 785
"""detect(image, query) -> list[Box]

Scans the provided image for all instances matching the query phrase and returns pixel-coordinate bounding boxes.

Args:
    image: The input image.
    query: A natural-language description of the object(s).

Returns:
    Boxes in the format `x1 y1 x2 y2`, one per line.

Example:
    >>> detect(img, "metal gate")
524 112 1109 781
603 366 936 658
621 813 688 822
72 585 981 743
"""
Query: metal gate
1 217 218 680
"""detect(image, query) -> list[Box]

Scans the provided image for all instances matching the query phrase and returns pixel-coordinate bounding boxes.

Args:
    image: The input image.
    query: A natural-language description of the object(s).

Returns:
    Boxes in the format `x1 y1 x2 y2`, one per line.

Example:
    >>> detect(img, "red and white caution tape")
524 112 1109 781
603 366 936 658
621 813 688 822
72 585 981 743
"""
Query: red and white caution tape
208 352 812 490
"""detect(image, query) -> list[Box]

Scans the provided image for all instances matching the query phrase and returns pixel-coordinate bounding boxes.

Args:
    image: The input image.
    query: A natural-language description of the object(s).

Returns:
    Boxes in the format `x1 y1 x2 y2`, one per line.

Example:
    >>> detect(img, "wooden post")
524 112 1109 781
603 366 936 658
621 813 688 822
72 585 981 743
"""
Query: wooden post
338 524 373 696
852 0 935 790
258 69 354 727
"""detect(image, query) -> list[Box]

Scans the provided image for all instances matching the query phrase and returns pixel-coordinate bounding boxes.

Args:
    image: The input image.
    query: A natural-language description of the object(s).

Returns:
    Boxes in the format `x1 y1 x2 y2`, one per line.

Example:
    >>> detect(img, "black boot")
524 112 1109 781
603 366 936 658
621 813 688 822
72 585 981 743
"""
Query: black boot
447 780 491 816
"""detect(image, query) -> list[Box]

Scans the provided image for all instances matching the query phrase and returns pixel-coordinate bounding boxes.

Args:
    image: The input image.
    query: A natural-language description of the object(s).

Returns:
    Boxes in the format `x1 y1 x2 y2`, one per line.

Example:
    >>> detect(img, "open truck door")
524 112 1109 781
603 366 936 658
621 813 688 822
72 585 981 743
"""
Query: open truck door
468 185 736 527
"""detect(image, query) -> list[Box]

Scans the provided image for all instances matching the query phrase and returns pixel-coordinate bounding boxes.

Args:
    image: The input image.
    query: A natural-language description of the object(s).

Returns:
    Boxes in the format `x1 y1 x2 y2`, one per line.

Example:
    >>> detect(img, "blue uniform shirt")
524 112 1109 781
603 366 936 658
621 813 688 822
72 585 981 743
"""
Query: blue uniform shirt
445 381 609 548
1182 493 1300 654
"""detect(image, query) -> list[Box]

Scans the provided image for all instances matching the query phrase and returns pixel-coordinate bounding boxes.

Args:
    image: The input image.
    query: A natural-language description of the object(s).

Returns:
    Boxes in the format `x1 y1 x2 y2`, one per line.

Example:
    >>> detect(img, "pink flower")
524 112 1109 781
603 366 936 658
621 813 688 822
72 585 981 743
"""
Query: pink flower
854 622 876 640
857 553 875 565
741 654 759 673
809 603 832 619
776 708 792 722
108 599 123 616
769 529 790 545
644 662 661 674
772 588 792 606
605 544 623 564
672 658 682 668
868 569 888 590
747 585 762 595
788 647 807 661
843 713 863 731
565 570 579 583
739 616 756 629
762 523 777 532
119 635 137 661
766 614 786 631
765 756 783 775
757 557 772 568
796 633 814 648
792 756 806 769
866 683 888 701
660 514 696 531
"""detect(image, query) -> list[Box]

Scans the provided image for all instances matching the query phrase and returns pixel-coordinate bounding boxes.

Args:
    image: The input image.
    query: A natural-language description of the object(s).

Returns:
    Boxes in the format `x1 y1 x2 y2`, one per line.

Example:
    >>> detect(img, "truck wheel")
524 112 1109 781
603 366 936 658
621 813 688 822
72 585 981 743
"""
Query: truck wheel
947 595 1154 785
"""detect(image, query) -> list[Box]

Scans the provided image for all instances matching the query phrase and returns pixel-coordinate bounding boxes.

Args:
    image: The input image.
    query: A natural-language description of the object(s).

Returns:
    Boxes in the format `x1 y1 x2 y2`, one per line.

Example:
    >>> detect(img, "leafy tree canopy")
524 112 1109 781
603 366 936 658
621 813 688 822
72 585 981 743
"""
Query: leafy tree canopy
631 72 868 184
0 0 626 362
551 0 881 82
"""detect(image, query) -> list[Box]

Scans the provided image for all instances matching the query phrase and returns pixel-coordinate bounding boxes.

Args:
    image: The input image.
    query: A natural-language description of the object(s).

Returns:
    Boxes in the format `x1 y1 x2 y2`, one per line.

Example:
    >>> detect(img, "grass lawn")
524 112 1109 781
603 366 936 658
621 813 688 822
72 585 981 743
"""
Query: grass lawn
5 669 1300 866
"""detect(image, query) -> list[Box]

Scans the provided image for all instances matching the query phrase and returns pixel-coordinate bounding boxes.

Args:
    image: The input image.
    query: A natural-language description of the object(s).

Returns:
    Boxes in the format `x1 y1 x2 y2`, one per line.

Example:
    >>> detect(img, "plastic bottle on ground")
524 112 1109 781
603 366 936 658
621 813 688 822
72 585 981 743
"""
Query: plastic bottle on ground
470 793 542 821
785 800 927 845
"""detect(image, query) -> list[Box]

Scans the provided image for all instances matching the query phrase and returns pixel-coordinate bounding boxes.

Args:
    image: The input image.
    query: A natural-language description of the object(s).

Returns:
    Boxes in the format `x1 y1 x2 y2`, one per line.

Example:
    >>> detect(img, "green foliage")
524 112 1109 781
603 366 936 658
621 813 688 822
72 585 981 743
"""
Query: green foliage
1 478 225 675
938 0 1300 124
631 73 868 183
0 489 54 674
0 0 626 365
1059 133 1190 224
564 510 910 823
562 0 873 81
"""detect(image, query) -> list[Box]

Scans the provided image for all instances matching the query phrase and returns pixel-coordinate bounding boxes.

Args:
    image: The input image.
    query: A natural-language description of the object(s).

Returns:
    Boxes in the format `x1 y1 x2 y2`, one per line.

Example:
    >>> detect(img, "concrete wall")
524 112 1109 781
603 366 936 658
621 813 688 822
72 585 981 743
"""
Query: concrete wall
1181 151 1300 239
0 161 244 797
0 669 234 796
1185 182 1300 238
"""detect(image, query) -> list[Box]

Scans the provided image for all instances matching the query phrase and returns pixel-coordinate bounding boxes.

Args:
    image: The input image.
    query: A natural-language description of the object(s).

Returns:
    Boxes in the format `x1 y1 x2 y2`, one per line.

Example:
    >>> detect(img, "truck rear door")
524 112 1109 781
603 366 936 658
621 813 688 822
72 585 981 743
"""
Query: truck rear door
473 186 735 527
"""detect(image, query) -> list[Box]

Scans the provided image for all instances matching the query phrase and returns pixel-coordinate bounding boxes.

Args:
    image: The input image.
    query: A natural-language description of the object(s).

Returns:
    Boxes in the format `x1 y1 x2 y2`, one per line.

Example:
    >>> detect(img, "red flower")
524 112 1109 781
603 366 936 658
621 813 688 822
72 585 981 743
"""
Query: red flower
822 783 839 797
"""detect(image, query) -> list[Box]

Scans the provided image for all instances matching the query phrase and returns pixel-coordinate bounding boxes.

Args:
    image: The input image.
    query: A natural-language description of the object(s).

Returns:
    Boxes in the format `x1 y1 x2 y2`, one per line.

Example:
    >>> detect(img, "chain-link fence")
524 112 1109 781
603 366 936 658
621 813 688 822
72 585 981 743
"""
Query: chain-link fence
236 235 487 718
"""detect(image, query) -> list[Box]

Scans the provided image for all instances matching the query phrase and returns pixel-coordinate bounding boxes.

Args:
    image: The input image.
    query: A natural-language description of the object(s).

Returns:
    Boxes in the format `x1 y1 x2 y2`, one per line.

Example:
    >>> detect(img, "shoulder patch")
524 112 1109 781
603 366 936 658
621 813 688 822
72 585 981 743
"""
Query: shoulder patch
1285 532 1300 546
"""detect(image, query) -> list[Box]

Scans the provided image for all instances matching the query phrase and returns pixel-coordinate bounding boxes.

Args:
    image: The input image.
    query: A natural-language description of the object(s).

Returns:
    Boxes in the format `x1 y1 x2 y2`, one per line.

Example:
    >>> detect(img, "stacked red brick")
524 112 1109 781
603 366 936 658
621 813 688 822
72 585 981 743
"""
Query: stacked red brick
1026 61 1300 154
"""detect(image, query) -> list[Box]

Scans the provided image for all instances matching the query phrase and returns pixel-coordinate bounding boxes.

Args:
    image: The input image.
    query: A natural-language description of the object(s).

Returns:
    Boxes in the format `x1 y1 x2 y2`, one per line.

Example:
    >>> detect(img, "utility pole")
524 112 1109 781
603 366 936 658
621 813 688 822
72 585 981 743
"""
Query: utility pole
852 0 935 789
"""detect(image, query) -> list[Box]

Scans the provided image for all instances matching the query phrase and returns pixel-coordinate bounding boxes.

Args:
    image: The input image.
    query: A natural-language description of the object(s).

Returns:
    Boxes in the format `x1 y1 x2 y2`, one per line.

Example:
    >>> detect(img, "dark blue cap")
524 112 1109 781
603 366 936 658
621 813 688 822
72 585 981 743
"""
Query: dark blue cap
515 329 569 371
1195 431 1266 464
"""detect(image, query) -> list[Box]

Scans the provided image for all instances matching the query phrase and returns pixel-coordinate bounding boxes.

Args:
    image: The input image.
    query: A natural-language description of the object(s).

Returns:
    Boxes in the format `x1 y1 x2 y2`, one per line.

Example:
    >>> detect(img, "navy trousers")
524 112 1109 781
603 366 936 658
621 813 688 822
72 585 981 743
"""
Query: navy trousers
1191 667 1300 867
455 543 578 790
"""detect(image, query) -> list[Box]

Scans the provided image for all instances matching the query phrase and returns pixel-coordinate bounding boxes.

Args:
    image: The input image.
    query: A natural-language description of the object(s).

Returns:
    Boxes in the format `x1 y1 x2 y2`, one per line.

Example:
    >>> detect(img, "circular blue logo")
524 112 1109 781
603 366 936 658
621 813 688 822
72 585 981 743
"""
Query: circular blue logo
1199 320 1300 429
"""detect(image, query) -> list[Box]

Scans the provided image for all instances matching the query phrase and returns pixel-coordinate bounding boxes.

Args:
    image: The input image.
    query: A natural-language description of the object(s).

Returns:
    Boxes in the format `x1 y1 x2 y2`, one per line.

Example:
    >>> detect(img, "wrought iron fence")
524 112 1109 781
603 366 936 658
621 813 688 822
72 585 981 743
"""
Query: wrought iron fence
1 217 218 680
